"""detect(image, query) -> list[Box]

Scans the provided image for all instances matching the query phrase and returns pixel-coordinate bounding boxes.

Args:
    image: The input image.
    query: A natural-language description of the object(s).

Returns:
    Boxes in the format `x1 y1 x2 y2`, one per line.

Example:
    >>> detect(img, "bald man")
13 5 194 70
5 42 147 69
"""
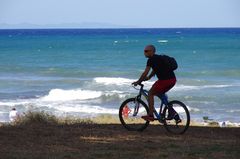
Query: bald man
132 45 177 121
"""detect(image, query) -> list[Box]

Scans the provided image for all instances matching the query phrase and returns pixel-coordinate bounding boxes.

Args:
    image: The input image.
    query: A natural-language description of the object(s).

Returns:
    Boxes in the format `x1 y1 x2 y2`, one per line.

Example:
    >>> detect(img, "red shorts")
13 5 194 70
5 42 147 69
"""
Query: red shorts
151 78 176 95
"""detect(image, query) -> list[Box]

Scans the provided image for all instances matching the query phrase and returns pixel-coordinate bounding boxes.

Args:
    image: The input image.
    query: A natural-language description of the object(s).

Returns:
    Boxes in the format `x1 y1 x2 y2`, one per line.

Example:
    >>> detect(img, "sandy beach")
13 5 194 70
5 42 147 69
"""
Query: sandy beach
0 114 239 159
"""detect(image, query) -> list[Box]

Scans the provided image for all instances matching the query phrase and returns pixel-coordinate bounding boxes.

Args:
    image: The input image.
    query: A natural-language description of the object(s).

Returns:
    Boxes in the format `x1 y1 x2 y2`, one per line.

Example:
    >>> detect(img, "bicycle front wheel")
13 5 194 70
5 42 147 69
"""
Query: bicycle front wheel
119 98 149 131
163 100 190 134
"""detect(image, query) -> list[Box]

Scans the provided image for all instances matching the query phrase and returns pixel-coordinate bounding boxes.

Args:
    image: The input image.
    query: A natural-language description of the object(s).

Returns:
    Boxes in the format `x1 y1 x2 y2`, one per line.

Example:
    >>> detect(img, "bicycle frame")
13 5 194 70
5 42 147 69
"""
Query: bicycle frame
120 83 190 134
134 84 169 122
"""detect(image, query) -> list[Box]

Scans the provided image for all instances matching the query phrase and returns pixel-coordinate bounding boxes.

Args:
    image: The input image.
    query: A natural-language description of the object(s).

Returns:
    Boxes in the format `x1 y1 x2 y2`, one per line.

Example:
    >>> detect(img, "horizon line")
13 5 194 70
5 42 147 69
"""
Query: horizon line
0 27 240 30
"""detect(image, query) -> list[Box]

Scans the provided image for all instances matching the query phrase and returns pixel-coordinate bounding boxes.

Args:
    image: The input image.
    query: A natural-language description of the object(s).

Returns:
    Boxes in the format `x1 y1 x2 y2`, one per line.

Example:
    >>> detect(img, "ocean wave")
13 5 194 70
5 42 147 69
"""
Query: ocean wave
40 88 132 102
56 105 118 114
0 83 236 106
103 90 129 99
218 121 240 127
94 77 154 87
187 106 200 112
173 84 233 91
40 89 102 101
94 77 237 92
0 100 32 107
0 99 119 116
157 40 168 43
227 109 240 113
1 97 240 125
94 77 134 85
0 89 129 108
168 105 199 113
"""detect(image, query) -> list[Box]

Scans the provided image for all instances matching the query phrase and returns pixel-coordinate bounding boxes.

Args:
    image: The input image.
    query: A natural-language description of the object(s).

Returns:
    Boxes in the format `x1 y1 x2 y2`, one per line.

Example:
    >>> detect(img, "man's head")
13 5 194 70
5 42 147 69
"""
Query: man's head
144 45 156 58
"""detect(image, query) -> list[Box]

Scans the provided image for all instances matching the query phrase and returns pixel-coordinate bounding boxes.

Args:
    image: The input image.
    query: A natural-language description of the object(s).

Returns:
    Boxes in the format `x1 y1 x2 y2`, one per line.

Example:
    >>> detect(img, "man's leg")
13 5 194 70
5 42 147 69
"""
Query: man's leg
141 84 157 121
148 88 155 116
142 79 176 122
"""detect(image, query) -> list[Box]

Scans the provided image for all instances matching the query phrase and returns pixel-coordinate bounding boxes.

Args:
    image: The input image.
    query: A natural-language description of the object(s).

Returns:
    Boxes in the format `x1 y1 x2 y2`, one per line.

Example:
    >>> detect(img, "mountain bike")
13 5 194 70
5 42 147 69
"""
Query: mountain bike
119 83 190 134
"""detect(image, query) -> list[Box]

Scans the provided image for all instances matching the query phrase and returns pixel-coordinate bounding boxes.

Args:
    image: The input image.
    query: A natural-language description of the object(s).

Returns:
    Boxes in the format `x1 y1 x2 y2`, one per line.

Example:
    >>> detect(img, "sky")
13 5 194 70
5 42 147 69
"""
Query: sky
0 0 240 28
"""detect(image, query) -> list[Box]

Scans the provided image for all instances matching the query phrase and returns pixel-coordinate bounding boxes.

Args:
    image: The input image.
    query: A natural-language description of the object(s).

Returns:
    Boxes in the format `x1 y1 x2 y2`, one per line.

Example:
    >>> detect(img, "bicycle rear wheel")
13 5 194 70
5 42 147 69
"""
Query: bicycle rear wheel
119 98 149 131
163 100 190 134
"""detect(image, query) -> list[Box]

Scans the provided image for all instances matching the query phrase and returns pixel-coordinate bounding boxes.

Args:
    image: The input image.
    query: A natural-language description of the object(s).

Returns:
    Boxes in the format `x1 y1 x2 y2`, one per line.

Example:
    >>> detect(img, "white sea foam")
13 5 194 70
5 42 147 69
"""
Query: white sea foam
0 80 238 123
173 84 233 91
187 106 200 112
94 77 134 85
55 105 118 114
104 90 128 98
41 89 102 101
94 77 154 87
94 77 234 92
218 121 240 127
0 100 31 107
227 109 240 113
0 89 126 109
0 98 119 117
157 40 168 43
173 106 187 113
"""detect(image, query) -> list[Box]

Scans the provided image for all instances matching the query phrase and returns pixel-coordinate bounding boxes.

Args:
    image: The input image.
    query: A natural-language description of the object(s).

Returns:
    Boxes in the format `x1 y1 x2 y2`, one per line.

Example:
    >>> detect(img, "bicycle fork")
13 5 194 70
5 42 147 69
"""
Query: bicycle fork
133 97 140 116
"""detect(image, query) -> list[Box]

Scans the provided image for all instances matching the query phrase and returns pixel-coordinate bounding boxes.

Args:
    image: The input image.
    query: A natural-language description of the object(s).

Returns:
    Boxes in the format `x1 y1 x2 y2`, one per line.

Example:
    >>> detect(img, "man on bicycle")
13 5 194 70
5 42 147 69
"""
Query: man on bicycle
132 45 177 122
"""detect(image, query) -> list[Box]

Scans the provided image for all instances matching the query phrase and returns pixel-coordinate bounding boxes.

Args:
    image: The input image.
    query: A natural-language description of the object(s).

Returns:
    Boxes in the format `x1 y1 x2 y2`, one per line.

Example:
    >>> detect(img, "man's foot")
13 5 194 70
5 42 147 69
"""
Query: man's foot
167 113 182 123
141 115 154 122
167 106 180 121
175 118 182 124
167 113 178 120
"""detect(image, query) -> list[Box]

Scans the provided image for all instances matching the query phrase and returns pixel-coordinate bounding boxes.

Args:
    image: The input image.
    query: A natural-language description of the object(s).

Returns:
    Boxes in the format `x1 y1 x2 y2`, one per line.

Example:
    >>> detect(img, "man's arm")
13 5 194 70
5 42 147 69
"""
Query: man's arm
132 66 151 85
146 70 155 80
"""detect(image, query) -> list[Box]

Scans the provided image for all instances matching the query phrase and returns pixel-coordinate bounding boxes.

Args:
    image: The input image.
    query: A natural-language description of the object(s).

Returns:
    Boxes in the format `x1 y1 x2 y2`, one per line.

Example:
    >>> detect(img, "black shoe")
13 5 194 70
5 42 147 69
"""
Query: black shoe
167 105 176 120
167 105 181 122
173 114 182 124
167 113 178 120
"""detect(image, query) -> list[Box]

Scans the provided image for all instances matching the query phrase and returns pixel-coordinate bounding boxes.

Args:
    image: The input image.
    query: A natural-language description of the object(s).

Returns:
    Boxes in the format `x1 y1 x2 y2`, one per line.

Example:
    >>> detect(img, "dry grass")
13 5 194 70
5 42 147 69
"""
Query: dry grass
0 111 239 159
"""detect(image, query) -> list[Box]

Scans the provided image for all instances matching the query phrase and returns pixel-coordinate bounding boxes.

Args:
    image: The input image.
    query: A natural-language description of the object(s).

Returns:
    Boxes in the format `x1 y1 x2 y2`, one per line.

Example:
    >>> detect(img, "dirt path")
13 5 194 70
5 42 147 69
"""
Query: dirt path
0 123 239 159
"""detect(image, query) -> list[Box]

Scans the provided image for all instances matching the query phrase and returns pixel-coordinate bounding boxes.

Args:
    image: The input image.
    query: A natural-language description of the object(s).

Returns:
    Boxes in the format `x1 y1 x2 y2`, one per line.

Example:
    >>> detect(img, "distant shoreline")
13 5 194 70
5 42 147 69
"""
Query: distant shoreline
1 27 240 30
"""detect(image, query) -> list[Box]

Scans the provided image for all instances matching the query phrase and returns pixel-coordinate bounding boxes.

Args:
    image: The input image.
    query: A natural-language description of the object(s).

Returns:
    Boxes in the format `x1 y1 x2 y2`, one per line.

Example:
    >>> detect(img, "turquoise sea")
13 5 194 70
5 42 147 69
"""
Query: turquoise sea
0 28 240 124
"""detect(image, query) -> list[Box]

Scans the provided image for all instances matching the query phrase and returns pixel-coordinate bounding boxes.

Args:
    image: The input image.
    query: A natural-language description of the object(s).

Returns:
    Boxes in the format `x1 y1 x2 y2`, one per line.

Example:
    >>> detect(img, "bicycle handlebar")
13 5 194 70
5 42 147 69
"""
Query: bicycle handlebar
132 83 144 90
139 83 144 87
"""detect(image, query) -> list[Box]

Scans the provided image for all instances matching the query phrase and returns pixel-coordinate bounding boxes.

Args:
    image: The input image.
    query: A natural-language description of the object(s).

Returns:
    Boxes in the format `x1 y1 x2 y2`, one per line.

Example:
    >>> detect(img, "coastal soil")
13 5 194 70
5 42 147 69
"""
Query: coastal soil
0 123 239 159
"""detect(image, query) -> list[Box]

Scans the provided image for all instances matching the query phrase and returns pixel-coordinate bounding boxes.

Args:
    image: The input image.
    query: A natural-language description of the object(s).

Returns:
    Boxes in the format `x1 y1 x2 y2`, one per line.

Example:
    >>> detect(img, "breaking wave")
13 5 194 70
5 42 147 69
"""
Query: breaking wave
41 89 102 101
